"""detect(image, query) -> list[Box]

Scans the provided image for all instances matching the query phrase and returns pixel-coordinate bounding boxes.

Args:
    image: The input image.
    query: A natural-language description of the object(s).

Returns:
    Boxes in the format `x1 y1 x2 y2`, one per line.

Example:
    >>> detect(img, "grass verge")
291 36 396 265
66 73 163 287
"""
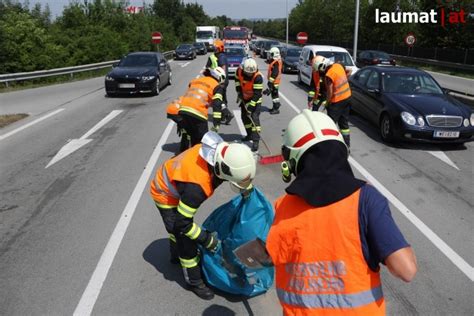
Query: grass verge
0 114 29 128
0 68 110 93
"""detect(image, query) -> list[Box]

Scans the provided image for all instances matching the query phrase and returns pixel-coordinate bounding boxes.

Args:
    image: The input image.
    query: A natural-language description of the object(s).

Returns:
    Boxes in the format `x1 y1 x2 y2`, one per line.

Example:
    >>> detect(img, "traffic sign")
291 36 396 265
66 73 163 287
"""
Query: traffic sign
152 32 162 44
296 32 308 45
404 32 416 47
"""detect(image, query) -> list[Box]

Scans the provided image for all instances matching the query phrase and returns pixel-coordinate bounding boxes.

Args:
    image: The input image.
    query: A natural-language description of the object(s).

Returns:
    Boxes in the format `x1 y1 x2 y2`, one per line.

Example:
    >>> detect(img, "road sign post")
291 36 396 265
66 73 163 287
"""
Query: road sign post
296 32 308 45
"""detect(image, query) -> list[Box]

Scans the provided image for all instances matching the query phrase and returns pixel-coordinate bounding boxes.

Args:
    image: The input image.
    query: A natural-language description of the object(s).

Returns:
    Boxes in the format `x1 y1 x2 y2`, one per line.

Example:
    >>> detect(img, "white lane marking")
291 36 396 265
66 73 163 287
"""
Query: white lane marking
0 108 64 141
181 62 191 68
349 157 473 281
46 110 123 168
233 110 246 135
73 121 175 316
280 91 474 281
427 151 460 170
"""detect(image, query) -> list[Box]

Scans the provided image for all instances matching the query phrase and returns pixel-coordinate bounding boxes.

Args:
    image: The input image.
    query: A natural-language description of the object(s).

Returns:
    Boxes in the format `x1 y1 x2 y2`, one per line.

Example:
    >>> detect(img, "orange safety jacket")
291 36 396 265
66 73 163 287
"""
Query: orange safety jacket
237 68 263 101
266 189 385 316
166 99 180 117
178 77 219 121
268 59 283 85
326 63 351 103
150 145 214 207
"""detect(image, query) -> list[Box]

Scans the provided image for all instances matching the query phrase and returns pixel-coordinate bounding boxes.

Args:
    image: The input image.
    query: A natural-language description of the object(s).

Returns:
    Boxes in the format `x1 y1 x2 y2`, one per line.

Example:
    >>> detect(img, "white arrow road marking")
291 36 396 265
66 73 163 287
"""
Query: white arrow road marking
426 151 460 170
0 108 64 141
45 110 123 168
280 90 473 281
181 62 191 68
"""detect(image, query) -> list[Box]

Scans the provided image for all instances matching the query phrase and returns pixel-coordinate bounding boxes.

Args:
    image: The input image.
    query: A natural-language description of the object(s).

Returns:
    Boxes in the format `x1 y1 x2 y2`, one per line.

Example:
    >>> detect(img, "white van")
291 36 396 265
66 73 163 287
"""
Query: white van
297 45 359 86
196 26 220 51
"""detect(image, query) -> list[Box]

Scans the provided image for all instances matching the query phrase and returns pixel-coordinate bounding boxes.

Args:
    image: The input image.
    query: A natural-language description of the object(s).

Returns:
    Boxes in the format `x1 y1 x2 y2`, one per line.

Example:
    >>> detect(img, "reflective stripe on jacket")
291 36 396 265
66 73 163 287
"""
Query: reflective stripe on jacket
266 189 385 315
150 145 214 206
326 63 351 103
209 53 219 69
236 68 263 102
179 77 218 120
268 59 282 85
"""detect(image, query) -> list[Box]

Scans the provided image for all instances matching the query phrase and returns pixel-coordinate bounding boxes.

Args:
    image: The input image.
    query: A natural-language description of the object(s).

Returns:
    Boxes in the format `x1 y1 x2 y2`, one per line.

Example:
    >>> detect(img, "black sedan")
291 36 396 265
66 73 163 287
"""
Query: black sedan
282 47 302 73
349 66 474 144
105 52 171 96
357 50 396 67
174 44 196 60
193 42 207 55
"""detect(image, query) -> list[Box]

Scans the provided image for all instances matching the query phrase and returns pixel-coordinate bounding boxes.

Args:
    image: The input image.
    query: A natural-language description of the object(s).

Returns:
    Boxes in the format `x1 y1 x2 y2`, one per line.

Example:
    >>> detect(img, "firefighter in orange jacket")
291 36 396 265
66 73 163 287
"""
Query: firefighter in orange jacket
265 47 283 115
150 131 256 300
312 55 352 147
166 97 191 153
178 67 226 149
235 57 264 152
307 60 326 111
266 110 417 315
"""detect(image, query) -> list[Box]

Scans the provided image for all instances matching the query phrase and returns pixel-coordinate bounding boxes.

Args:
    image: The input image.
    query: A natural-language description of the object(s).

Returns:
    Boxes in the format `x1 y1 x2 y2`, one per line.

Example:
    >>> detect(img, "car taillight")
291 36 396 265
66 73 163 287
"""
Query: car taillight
391 59 396 65
372 58 379 64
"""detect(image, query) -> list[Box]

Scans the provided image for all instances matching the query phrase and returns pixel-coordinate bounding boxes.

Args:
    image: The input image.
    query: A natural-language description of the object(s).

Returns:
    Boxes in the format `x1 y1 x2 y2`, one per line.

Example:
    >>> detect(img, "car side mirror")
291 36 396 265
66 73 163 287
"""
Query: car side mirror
112 62 118 68
159 61 166 67
367 88 380 95
443 88 451 95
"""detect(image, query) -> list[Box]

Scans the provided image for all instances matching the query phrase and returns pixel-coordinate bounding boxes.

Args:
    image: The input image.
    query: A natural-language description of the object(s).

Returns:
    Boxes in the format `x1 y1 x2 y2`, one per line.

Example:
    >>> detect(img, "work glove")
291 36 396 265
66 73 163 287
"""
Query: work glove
204 231 220 253
262 88 270 96
240 184 254 199
210 125 220 132
245 102 254 113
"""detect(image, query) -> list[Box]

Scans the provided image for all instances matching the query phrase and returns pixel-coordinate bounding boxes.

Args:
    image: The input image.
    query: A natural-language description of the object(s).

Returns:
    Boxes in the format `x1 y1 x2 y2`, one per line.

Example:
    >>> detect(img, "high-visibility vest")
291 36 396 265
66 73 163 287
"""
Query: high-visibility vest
209 53 219 69
266 189 385 316
326 63 351 103
237 68 263 102
178 76 218 121
166 99 180 116
268 59 282 85
150 145 214 207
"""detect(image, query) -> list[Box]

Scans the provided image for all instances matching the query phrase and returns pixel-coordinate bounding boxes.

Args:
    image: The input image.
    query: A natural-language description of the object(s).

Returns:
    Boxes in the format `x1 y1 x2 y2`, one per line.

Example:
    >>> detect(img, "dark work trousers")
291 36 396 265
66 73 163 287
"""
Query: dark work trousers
156 205 203 286
168 114 191 154
221 78 233 122
179 113 209 147
240 103 261 142
270 86 281 110
326 97 351 147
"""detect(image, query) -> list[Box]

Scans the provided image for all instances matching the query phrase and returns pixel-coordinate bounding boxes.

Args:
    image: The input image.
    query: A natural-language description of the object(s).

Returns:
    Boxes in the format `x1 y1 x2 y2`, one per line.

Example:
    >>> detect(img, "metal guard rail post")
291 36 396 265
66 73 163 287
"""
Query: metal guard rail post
0 51 175 87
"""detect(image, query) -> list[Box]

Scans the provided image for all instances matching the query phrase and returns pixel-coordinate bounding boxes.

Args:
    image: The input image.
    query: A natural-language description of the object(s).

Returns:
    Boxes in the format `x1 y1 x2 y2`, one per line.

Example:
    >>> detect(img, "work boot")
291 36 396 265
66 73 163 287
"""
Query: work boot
241 135 251 142
189 283 215 300
269 108 280 115
251 141 259 152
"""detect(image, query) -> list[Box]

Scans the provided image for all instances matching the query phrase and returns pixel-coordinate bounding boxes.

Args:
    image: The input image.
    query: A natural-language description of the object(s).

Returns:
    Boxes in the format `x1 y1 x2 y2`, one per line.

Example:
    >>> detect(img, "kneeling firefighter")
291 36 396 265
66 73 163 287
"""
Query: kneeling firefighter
150 131 256 300
166 97 190 153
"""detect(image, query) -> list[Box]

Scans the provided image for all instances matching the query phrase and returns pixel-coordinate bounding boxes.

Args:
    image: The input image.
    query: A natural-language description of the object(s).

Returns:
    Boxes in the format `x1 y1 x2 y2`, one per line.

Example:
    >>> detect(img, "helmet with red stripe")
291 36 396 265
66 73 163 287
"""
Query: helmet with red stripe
281 110 346 177
214 142 256 189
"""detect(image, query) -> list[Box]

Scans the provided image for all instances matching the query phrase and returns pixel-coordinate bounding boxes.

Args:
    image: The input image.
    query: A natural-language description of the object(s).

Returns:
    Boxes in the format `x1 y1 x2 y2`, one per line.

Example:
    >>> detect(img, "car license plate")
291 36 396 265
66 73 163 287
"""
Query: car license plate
119 83 135 88
381 61 390 64
433 131 460 138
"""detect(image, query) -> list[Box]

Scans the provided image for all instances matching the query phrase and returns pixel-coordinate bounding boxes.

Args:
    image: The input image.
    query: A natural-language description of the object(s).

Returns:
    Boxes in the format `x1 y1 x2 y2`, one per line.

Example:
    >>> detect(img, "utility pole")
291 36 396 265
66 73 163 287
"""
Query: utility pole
353 0 360 60
286 0 289 46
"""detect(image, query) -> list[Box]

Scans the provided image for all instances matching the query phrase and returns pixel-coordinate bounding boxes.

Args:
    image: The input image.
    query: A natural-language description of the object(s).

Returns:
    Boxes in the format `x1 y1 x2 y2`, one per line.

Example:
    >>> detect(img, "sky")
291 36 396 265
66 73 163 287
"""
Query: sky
33 0 300 20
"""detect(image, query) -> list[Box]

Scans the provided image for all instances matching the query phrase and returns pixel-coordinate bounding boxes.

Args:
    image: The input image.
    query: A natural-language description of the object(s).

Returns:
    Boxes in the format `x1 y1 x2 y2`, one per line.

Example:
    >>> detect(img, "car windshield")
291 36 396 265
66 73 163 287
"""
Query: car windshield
383 73 443 94
372 51 390 59
317 51 354 66
264 41 279 49
177 44 193 50
119 55 156 67
196 31 213 39
224 29 247 39
286 49 302 57
225 47 245 56
193 43 204 47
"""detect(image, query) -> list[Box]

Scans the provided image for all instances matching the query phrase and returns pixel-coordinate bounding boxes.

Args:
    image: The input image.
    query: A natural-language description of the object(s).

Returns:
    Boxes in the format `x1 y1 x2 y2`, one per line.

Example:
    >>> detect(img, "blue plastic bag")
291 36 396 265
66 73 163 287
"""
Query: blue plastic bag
201 187 275 297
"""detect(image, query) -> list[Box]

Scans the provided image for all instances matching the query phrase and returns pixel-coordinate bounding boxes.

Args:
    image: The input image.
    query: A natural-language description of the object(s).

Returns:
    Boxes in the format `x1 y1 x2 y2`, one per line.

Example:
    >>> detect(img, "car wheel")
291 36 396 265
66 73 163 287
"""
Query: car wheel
167 71 172 86
380 113 394 142
153 78 160 96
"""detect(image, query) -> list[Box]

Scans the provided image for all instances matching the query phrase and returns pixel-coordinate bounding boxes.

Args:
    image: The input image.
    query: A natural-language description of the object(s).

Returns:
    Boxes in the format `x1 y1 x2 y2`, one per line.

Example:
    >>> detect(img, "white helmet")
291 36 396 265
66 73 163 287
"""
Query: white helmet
242 58 258 75
282 110 346 176
312 55 331 73
269 47 280 59
209 66 226 84
214 142 256 189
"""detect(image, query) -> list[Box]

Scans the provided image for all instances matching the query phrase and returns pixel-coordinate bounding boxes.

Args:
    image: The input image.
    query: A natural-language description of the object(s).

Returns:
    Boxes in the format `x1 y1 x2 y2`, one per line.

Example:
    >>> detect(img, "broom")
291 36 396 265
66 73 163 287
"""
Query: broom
247 115 284 165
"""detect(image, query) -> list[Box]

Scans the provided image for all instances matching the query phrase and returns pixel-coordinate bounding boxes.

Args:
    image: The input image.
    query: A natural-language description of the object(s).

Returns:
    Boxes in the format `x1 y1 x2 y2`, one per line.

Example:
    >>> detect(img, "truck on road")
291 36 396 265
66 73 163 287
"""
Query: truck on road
196 26 220 51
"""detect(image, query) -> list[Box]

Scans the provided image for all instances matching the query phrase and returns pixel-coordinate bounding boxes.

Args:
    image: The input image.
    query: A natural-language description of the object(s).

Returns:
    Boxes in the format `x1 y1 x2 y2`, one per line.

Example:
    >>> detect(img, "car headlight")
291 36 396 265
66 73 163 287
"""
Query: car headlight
470 113 474 126
401 111 416 125
141 76 156 81
105 76 115 81
417 116 425 127
464 118 470 127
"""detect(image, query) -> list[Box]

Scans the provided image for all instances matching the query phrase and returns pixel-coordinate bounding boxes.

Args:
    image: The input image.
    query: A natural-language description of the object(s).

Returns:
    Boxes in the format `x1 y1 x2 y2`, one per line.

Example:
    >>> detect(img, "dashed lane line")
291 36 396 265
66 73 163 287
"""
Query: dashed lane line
0 108 65 141
279 90 474 281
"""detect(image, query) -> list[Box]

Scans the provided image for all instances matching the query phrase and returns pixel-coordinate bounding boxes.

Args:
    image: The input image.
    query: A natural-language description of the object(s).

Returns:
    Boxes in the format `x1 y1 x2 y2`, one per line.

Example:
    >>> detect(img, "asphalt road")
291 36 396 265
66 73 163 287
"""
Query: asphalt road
0 54 473 315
